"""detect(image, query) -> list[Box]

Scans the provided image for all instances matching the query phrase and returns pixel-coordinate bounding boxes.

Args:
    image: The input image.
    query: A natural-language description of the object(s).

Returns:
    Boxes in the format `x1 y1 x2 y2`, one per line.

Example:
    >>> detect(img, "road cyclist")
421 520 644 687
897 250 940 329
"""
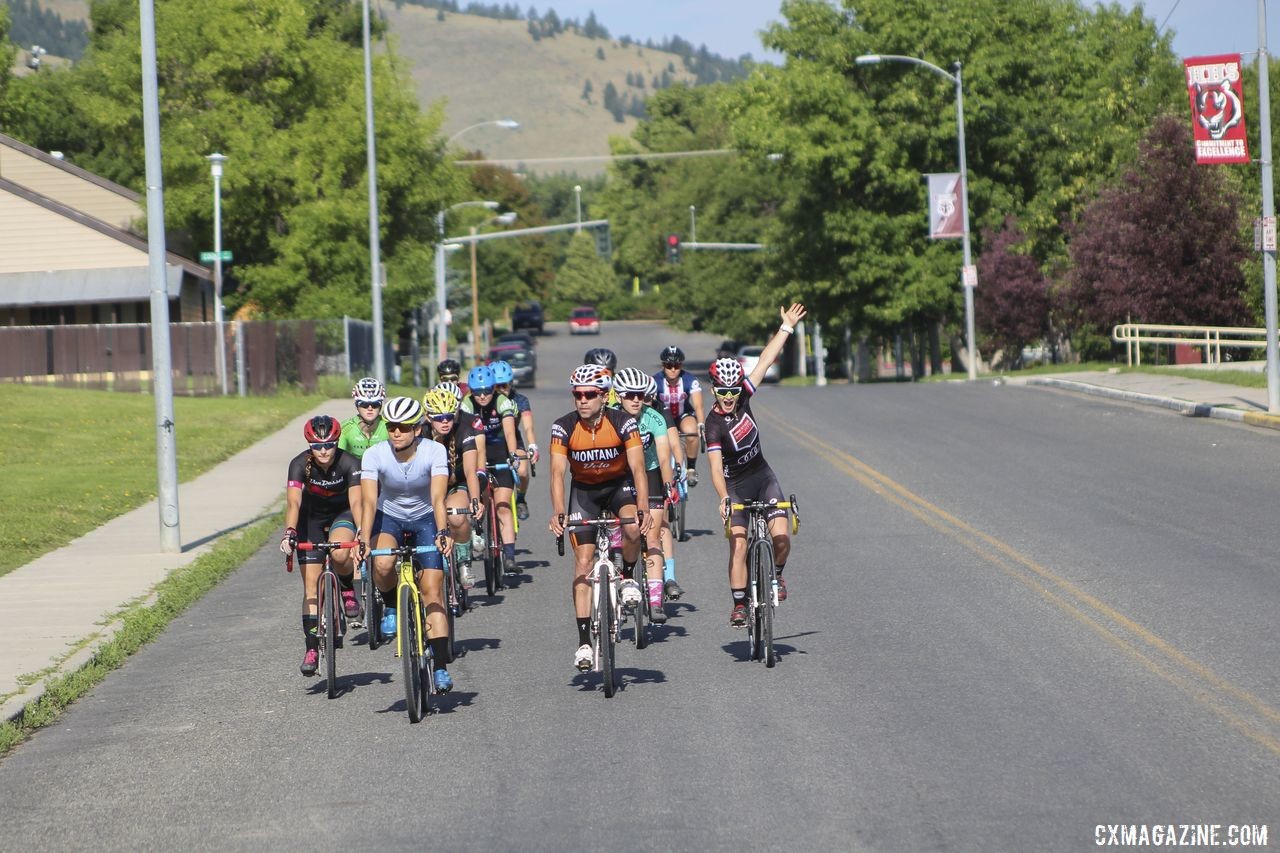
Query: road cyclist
493 360 538 523
337 377 389 459
705 303 806 628
358 396 456 694
422 385 484 593
583 347 621 408
281 415 363 677
462 365 527 575
613 367 678 624
653 346 706 487
437 358 468 395
548 364 651 672
646 373 687 603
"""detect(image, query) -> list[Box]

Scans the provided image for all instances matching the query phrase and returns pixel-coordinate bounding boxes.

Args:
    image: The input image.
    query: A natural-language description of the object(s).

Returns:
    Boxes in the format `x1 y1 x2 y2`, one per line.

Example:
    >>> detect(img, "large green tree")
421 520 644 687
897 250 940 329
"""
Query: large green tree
554 231 616 307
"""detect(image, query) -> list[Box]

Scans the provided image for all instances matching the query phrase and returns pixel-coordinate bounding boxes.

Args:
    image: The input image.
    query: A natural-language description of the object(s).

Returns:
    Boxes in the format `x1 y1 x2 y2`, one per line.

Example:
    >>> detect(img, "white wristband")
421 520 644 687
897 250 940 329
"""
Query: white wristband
780 323 795 335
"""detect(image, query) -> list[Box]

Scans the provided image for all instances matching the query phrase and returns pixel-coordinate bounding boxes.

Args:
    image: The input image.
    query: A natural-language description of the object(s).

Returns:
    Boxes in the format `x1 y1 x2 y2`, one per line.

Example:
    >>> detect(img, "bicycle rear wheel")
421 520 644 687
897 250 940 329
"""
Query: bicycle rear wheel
400 584 423 723
632 560 648 650
596 579 615 698
480 517 499 597
443 554 458 664
320 571 338 698
363 560 382 651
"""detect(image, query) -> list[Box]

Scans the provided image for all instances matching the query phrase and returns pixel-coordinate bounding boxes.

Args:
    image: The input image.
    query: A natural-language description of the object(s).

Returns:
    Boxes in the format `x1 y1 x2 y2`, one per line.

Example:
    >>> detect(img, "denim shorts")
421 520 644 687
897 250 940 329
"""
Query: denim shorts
370 511 443 570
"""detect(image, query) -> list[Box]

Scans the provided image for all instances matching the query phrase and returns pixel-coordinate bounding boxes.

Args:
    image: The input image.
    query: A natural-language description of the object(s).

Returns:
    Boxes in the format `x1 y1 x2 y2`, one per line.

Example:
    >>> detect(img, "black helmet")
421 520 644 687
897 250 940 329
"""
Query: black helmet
437 358 461 380
583 347 617 372
660 345 685 365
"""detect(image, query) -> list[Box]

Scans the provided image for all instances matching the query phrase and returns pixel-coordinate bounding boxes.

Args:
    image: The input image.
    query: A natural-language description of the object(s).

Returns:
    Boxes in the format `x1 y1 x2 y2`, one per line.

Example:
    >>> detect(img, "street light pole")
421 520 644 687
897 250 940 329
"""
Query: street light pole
1257 0 1280 413
361 0 385 384
435 200 500 378
207 153 228 395
690 204 697 243
447 118 520 147
574 184 582 231
856 53 978 380
470 224 481 365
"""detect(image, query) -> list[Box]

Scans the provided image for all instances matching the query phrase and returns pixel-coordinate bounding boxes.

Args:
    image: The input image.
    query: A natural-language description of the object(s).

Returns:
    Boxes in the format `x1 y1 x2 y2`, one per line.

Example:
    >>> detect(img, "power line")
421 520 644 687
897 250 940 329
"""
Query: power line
453 148 738 167
1157 0 1183 36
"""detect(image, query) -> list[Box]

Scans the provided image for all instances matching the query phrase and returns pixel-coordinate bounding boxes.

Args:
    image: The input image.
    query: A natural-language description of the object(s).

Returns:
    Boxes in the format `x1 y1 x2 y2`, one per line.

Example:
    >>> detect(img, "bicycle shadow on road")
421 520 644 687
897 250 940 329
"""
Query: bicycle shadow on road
306 669 393 698
719 639 806 663
569 667 667 693
682 528 717 539
378 691 479 716
455 636 502 656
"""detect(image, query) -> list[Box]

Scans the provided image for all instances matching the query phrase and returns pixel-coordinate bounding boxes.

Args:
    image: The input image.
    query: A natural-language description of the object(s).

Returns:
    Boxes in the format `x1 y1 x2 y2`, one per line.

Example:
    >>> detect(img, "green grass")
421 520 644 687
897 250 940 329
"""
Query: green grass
990 361 1269 388
0 515 276 758
0 385 329 577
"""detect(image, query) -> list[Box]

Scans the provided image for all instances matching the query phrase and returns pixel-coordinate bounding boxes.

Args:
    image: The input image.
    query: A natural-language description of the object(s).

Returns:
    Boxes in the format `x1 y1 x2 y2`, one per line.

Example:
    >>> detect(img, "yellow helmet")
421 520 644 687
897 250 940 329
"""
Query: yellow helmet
423 386 460 416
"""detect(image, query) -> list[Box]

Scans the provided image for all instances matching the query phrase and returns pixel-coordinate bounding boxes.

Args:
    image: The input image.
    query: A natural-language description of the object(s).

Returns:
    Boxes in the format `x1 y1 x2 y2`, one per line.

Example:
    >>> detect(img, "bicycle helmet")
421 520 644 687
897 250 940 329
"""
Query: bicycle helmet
437 358 462 380
303 415 340 444
613 366 650 395
351 376 386 403
491 360 514 385
709 357 744 388
383 396 424 425
468 365 496 392
660 345 685 364
644 374 659 400
583 347 617 372
423 387 460 416
569 364 612 390
436 380 464 403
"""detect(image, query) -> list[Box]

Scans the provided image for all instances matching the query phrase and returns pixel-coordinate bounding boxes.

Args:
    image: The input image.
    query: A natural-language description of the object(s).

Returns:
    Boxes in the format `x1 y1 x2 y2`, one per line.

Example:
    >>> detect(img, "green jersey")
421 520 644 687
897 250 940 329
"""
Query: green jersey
637 405 669 471
338 415 389 459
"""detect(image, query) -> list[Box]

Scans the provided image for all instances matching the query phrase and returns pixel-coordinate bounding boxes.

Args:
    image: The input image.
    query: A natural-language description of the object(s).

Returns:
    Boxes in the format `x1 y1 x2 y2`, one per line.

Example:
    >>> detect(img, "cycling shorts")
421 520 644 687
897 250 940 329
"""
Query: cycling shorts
298 510 356 565
567 477 636 548
727 464 787 528
646 468 664 511
370 510 443 571
478 465 516 492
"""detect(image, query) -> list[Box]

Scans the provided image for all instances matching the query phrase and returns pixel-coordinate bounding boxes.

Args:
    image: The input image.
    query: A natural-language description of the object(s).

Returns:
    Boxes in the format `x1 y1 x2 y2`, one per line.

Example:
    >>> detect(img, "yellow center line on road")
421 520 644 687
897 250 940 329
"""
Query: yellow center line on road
764 411 1280 758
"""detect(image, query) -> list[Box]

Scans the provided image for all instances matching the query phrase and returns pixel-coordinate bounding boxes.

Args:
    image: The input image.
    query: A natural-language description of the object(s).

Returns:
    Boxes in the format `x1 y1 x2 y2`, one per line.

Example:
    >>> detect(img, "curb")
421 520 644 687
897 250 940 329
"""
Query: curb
1025 377 1280 431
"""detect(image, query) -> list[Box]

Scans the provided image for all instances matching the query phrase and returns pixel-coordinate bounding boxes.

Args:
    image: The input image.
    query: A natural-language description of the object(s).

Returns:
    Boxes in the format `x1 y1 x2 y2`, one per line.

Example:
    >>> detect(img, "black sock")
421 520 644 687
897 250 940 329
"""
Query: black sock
430 637 449 671
775 564 785 576
381 588 397 608
688 459 697 471
576 618 591 647
302 615 318 650
338 572 354 591
731 588 746 605
622 559 636 578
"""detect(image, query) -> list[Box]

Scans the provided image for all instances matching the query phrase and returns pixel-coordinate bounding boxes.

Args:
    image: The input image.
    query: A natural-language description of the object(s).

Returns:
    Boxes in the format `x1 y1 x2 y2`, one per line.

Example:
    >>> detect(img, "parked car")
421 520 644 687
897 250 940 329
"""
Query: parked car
511 301 544 335
715 339 740 360
737 345 781 383
497 331 537 354
488 344 535 388
569 305 600 335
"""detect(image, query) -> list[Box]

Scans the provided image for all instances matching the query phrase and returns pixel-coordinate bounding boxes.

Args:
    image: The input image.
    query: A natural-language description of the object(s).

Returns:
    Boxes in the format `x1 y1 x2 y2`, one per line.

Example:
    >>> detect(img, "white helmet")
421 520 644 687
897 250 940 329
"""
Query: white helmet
613 367 650 395
709 357 744 387
435 380 464 403
351 376 386 403
383 396 424 425
569 364 612 390
644 374 659 400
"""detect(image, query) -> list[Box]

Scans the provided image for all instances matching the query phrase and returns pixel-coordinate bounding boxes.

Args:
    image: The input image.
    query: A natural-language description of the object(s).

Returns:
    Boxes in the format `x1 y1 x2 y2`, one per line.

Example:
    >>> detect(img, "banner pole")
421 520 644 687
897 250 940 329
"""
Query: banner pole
1258 0 1280 412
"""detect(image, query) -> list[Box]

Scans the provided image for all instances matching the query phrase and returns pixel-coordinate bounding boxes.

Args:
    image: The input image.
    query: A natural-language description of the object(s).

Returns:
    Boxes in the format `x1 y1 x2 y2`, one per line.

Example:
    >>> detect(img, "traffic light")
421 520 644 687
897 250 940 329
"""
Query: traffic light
666 233 681 264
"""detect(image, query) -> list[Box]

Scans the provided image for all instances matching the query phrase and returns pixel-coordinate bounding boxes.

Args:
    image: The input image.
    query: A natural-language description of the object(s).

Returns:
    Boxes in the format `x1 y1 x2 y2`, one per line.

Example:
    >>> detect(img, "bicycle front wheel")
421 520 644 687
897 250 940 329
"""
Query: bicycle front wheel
320 571 338 698
363 561 382 651
443 553 457 664
632 561 648 651
400 584 424 723
597 579 616 698
758 546 776 668
748 541 765 661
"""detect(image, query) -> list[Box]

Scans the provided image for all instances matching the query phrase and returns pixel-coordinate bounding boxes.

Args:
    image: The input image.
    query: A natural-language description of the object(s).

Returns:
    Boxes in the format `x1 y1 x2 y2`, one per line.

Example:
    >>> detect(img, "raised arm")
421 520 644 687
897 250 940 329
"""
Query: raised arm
748 303 807 389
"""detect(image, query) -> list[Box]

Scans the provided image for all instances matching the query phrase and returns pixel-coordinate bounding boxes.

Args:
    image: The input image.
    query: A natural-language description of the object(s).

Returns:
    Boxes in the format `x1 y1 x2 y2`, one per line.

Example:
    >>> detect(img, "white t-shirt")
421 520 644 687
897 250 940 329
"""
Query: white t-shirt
360 436 449 521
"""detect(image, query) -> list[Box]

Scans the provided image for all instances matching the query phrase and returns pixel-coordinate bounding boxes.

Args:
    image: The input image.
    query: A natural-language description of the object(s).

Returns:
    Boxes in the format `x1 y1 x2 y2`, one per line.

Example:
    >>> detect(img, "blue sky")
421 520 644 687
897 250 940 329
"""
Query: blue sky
532 2 1280 64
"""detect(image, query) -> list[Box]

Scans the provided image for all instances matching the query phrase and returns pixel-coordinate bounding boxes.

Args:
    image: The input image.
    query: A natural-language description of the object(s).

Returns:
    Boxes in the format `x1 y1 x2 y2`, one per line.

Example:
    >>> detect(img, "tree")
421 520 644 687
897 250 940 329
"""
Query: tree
976 216 1050 365
595 46 605 60
555 231 617 307
581 79 593 102
1065 115 1250 331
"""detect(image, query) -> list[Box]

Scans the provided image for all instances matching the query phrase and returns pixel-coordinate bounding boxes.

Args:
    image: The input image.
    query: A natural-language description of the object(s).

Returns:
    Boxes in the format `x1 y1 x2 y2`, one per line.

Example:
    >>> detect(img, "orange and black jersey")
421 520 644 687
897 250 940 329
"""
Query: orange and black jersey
549 407 642 485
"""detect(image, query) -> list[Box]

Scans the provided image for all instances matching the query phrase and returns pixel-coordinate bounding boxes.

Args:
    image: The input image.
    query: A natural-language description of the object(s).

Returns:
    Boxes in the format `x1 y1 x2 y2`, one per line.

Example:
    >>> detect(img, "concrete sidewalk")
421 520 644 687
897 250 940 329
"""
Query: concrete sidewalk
0 399 347 722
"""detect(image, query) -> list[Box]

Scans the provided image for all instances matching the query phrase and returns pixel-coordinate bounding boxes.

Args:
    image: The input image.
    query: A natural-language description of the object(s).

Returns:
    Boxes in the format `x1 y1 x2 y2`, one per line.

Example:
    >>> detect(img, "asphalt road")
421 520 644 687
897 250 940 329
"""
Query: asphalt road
2 321 1277 852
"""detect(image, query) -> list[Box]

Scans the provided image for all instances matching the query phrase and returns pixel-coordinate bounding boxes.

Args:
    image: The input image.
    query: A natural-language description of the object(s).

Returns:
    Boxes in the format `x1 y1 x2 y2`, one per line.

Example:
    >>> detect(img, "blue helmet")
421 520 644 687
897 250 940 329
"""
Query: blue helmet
491 360 514 385
468 365 496 392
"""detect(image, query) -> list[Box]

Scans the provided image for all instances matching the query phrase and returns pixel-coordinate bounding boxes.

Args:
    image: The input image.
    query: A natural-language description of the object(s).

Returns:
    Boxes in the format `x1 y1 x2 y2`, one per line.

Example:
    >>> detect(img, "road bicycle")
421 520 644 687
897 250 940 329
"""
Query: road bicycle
442 505 473 662
475 460 515 597
557 514 638 697
667 462 689 542
290 540 358 699
726 496 800 668
368 533 446 723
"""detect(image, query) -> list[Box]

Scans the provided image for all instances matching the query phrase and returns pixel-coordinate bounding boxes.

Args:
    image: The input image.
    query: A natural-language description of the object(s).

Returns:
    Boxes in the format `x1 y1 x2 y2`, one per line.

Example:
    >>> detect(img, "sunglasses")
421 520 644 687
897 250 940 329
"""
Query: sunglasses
572 390 602 401
662 361 683 369
439 373 459 381
386 422 418 433
309 441 337 450
356 400 382 409
714 387 743 398
472 388 494 396
430 414 456 423
620 391 646 401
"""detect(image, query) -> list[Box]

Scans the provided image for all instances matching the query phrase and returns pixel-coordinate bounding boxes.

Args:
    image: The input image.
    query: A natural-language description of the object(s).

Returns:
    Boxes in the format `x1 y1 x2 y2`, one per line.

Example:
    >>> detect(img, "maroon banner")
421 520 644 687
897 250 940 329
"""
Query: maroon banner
1185 54 1250 164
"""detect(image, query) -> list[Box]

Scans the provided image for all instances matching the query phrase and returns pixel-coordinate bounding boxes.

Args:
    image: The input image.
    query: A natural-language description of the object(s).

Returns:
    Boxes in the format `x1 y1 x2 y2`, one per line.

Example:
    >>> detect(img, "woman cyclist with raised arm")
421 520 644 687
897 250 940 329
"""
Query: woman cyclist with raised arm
337 377 389 459
705 303 806 628
493 360 538 522
359 396 456 693
461 365 527 572
281 416 363 676
614 367 678 624
423 386 485 589
653 345 705 487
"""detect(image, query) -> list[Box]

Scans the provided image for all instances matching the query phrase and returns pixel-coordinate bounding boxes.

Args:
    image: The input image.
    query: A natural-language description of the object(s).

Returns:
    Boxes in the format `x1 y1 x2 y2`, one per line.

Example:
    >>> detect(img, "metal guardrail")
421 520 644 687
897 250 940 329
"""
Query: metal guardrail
1111 323 1267 366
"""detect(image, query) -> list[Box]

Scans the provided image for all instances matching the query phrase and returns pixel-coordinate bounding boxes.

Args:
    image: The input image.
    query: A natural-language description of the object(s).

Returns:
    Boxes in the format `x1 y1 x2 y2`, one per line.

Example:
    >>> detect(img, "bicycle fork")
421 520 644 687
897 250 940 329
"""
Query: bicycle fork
589 555 618 670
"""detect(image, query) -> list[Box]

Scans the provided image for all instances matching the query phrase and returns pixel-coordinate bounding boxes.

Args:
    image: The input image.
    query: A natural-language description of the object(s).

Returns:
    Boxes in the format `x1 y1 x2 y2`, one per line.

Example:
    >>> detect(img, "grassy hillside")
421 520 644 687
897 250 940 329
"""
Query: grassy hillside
383 5 699 172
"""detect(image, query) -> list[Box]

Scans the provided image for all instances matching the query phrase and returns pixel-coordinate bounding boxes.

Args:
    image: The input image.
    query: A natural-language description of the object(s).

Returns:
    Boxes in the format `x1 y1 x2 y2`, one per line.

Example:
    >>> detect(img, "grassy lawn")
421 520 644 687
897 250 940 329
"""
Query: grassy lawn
992 362 1269 388
0 385 332 577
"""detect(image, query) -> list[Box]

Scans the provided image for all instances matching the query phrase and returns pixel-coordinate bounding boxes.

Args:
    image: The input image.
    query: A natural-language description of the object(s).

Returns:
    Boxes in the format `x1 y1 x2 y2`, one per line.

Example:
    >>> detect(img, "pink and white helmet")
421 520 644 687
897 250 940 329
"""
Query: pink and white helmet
709 357 744 387
569 364 613 390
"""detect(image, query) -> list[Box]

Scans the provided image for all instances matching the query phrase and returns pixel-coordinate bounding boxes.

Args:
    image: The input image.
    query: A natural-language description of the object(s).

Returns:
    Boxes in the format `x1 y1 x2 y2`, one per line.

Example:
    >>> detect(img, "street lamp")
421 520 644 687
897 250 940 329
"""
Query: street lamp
360 0 385 383
689 204 697 243
856 53 978 381
447 119 520 147
470 211 519 365
435 200 500 380
206 152 229 395
574 184 582 231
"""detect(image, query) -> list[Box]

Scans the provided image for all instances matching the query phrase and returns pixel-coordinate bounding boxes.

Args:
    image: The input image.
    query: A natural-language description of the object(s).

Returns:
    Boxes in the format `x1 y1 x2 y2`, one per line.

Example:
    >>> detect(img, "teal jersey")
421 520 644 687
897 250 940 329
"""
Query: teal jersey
637 405 669 471
338 415 389 459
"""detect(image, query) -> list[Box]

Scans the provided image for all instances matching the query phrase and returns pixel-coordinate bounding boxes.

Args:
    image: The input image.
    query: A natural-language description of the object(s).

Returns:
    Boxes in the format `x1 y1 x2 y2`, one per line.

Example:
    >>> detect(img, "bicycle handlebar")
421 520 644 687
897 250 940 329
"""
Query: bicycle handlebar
295 541 359 552
367 544 442 557
553 514 635 556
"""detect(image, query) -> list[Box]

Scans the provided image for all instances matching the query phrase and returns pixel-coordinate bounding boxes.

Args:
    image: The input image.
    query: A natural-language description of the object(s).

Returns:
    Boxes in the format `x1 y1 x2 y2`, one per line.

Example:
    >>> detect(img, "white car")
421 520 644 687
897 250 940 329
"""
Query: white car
737 345 781 383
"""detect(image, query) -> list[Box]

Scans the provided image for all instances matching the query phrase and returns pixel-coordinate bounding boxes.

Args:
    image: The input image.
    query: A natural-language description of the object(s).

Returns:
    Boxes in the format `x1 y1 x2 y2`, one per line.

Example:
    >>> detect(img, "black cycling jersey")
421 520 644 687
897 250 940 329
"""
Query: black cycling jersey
286 448 361 522
703 378 766 481
430 415 482 490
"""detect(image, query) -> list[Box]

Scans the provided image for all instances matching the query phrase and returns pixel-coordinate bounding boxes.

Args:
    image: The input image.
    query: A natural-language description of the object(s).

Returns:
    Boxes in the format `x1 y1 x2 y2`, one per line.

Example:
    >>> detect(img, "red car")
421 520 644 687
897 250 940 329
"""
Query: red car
569 305 600 335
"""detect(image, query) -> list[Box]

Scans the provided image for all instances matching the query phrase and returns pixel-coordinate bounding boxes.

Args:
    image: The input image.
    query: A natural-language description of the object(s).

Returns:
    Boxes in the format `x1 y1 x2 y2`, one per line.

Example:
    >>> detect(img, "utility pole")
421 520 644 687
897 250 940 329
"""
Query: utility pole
1258 0 1280 412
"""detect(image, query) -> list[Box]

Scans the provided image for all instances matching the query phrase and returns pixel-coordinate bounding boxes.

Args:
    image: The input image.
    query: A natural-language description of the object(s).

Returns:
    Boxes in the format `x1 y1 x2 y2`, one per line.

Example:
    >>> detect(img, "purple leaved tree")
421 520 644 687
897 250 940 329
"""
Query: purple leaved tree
1065 115 1250 331
976 216 1050 366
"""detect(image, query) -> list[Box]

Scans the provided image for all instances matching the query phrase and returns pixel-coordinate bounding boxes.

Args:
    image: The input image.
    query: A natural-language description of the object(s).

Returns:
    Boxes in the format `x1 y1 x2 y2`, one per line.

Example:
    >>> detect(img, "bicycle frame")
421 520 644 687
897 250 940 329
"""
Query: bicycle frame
727 496 799 668
366 542 441 663
294 540 358 698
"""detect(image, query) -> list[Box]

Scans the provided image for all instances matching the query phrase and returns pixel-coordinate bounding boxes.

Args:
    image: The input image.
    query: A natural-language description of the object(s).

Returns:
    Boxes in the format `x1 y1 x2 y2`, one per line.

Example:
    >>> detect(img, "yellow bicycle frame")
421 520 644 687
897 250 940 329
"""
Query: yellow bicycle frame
395 551 427 662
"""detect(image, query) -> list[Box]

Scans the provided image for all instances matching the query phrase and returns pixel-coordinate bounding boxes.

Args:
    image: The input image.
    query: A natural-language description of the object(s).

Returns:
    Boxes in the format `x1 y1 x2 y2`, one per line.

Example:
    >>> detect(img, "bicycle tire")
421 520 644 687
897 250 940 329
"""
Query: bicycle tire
443 553 457 664
748 540 764 661
490 497 507 590
598 577 616 698
400 584 423 723
321 571 338 698
761 551 776 669
633 559 648 650
420 602 434 717
675 497 687 542
363 560 382 651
